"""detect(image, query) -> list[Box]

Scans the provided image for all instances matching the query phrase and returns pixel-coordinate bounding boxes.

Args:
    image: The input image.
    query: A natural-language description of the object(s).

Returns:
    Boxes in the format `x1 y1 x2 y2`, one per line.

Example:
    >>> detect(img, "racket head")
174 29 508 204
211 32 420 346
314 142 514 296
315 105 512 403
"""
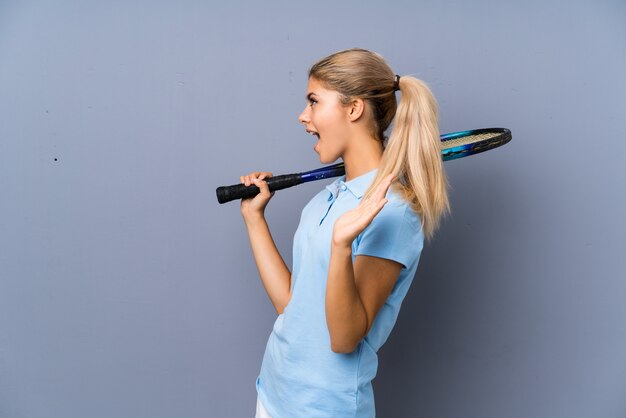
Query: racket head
441 128 512 161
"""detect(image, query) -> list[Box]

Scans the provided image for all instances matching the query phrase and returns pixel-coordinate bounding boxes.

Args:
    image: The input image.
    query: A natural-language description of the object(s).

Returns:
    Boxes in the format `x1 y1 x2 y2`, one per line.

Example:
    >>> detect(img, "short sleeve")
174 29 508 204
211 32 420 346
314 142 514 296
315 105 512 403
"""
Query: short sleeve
352 200 424 269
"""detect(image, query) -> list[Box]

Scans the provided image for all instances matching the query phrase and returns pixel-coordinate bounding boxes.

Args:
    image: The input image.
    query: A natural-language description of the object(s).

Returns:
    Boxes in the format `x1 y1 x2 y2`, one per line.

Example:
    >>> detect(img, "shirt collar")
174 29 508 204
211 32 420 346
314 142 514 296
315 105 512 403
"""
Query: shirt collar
325 168 378 199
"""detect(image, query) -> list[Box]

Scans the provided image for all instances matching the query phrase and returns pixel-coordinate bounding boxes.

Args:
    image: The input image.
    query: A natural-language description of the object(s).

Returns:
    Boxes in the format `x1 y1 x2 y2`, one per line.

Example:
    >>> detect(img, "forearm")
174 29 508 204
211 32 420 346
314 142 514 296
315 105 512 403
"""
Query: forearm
244 214 292 314
325 243 367 353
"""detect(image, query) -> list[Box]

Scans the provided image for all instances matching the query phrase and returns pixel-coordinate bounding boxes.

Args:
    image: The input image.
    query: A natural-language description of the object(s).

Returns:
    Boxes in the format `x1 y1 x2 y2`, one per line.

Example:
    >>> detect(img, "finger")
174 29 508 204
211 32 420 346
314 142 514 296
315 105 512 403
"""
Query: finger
382 173 394 188
361 174 392 204
369 195 388 211
376 174 395 199
368 181 386 202
367 197 388 219
242 171 273 186
254 177 262 187
253 177 270 196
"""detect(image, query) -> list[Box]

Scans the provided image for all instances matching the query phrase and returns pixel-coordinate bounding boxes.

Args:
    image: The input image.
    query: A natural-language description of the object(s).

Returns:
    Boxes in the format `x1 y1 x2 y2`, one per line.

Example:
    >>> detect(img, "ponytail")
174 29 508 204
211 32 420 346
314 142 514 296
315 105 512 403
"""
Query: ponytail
362 76 450 241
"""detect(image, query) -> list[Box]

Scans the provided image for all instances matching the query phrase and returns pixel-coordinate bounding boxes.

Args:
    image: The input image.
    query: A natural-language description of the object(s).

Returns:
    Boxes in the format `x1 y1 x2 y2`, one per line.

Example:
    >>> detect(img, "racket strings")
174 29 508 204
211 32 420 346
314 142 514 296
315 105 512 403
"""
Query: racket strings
440 132 502 149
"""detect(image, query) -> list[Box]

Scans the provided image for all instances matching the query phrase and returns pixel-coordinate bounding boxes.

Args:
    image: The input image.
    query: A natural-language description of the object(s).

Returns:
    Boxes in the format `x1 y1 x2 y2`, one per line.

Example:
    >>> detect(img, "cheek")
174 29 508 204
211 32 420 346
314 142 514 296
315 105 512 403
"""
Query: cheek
315 108 346 135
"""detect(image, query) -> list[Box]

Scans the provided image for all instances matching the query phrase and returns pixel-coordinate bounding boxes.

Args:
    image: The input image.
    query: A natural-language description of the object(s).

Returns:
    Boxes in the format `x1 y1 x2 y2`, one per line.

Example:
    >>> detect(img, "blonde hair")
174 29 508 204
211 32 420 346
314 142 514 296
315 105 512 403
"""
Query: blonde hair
309 48 450 241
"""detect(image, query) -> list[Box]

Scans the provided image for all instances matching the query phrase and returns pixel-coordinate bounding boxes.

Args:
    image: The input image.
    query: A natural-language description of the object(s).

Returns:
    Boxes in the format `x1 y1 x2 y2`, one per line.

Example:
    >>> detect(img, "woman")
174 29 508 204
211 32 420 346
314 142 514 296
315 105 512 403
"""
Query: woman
240 48 450 417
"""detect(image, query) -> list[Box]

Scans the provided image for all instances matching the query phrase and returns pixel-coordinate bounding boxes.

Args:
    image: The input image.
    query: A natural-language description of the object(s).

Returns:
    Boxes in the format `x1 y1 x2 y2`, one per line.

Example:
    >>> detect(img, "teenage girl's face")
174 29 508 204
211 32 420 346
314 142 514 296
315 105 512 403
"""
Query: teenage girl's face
298 77 351 164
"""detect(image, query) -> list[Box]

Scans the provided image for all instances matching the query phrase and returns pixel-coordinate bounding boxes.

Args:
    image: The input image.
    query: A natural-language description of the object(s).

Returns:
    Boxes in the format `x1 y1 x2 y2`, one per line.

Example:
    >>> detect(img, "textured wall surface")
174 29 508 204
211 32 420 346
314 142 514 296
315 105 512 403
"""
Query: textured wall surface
1 1 625 417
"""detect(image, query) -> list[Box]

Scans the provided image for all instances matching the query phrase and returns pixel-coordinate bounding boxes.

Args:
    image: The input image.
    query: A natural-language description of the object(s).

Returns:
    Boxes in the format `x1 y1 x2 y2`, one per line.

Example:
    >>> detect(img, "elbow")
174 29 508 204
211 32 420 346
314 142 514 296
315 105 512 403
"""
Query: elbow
274 291 292 315
330 337 359 354
275 303 287 315
328 320 368 354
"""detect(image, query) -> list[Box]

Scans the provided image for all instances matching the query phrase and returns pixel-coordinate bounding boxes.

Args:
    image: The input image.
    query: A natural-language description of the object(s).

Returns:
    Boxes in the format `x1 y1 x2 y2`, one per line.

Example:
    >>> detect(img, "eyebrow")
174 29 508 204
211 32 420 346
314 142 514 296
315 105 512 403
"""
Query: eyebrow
306 92 318 100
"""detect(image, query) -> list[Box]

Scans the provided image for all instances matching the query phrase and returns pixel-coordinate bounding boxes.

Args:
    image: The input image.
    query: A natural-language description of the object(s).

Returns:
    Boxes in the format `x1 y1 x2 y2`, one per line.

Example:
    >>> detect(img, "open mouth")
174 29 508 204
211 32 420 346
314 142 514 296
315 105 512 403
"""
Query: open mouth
307 129 320 139
307 130 321 152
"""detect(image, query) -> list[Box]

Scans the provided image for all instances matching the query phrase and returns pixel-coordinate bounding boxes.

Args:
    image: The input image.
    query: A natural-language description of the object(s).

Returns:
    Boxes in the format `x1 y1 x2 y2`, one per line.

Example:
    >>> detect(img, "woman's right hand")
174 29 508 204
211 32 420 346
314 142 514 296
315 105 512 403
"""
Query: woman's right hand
239 171 275 220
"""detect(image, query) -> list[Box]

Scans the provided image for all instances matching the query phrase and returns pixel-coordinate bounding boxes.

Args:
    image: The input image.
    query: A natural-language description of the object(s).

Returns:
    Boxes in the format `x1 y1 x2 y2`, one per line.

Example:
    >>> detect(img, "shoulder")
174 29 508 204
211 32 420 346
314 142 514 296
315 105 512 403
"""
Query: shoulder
353 189 424 269
375 188 422 233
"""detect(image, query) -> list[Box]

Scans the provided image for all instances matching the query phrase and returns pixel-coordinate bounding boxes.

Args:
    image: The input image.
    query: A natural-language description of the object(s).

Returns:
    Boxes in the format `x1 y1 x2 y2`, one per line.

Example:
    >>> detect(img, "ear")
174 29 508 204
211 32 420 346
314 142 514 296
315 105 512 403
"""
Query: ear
347 98 366 122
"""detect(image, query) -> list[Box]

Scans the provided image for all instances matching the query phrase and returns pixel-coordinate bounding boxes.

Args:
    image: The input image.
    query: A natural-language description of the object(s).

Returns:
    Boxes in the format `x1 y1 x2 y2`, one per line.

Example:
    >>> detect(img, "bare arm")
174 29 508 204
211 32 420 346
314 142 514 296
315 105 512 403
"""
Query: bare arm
243 214 291 314
326 245 402 353
240 172 291 315
325 173 401 353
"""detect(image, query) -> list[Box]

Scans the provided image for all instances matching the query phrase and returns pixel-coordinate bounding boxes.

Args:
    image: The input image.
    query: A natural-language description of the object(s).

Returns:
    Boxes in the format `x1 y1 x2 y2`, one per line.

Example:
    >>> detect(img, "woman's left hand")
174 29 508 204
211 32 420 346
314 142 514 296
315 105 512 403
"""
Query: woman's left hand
332 173 396 248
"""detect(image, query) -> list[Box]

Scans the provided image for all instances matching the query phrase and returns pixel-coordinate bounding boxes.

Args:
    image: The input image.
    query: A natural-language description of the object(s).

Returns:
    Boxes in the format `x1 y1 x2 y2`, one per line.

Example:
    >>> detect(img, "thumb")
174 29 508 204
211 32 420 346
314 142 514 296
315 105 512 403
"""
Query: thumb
254 178 272 196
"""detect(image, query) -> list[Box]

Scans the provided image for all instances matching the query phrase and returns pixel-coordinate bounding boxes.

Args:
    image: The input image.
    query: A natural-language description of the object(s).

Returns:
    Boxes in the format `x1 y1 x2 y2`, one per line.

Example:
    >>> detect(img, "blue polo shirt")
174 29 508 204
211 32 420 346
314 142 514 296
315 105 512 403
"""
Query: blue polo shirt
256 168 424 417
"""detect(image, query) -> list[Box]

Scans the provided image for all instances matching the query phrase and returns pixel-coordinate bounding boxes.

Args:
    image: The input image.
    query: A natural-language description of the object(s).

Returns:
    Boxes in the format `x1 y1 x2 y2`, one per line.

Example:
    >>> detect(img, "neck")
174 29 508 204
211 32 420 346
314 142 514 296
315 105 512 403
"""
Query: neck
342 135 384 181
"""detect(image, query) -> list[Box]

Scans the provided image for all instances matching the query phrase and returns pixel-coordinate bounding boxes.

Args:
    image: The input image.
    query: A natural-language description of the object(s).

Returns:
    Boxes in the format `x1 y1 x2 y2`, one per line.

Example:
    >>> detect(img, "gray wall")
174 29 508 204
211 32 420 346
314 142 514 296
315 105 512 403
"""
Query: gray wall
1 1 625 417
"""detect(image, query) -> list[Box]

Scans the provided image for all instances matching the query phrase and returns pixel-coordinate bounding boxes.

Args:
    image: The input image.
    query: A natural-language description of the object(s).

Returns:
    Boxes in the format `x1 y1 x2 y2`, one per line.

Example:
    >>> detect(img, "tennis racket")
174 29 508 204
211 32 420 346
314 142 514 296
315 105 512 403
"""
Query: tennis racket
216 127 511 204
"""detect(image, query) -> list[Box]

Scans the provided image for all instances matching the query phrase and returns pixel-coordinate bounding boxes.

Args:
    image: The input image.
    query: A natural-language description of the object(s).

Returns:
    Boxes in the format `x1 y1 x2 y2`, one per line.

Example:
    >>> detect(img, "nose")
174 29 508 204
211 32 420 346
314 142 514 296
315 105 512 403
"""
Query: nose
298 106 310 125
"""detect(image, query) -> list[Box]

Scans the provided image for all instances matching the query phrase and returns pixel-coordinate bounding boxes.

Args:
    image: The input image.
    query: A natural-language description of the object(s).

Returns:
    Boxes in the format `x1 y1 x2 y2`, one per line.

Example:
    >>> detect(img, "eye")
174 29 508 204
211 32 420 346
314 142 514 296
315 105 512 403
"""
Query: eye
307 94 318 107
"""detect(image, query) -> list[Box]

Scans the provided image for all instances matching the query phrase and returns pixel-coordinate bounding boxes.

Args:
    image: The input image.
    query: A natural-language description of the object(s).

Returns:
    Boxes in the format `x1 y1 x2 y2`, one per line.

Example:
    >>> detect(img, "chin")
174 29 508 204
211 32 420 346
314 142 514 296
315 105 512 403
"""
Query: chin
317 153 340 165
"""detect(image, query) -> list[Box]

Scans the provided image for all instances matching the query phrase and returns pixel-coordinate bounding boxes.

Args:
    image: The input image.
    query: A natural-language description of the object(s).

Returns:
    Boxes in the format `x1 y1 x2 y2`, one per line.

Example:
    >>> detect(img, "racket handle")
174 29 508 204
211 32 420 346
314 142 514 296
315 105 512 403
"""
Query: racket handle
216 174 303 204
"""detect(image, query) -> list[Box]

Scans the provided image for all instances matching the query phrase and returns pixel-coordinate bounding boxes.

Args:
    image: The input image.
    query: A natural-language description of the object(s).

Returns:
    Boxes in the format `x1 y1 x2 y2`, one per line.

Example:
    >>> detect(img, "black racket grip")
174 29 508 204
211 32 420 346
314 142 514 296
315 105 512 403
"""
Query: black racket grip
216 174 303 204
